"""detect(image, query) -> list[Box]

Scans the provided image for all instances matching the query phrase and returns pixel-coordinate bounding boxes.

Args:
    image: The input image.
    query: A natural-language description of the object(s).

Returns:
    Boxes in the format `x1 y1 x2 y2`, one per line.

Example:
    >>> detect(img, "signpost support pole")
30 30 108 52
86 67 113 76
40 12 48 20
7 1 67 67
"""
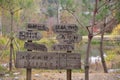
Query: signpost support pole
67 51 72 80
26 40 32 80
67 69 72 80
27 68 32 80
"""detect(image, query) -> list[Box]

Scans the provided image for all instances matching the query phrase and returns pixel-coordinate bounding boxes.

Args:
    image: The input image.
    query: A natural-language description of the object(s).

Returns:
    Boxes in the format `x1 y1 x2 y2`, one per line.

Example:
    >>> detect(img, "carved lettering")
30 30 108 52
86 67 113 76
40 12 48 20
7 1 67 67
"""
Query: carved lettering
16 51 81 69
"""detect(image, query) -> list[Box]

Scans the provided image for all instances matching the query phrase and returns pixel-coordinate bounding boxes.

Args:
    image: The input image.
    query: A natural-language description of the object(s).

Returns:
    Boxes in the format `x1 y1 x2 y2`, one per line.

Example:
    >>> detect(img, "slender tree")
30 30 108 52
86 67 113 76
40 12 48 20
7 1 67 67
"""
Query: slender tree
0 0 34 71
60 0 119 80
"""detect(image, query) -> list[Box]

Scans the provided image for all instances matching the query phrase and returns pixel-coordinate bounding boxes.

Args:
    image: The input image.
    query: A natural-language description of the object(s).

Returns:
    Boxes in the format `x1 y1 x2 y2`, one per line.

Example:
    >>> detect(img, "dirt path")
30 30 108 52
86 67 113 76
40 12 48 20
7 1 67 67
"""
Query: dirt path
31 72 119 80
1 72 120 80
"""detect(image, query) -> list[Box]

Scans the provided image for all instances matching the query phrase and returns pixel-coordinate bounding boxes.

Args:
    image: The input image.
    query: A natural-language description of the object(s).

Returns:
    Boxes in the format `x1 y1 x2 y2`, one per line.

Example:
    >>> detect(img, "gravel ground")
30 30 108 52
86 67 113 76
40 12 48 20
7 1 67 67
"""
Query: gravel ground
32 72 119 80
0 72 120 80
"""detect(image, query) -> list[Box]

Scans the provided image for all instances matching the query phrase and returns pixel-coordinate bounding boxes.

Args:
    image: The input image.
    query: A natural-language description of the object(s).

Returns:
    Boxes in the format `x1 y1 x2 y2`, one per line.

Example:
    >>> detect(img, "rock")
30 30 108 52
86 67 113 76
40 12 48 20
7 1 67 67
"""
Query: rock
34 74 40 77
108 69 120 73
0 72 5 77
44 74 49 77
116 75 120 79
1 63 8 68
13 72 20 76
4 74 9 77
13 77 19 80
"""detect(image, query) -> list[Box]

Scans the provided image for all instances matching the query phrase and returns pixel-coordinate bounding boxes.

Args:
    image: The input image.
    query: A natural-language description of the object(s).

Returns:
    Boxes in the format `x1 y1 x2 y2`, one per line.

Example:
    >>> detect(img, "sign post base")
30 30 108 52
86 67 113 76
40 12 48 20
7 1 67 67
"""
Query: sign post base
67 69 72 80
26 68 32 80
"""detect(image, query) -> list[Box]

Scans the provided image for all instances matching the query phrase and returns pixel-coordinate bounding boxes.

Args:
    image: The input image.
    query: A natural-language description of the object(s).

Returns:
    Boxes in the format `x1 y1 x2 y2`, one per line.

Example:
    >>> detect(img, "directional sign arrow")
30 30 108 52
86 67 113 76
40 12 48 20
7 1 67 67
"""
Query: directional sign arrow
52 24 78 33
56 33 82 44
18 31 42 40
24 42 47 51
27 23 49 31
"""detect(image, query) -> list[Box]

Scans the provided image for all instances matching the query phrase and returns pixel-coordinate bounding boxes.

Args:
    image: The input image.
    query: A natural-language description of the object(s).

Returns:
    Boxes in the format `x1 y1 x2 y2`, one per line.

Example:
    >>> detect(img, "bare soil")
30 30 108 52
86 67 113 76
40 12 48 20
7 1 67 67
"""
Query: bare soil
32 72 119 80
1 71 120 80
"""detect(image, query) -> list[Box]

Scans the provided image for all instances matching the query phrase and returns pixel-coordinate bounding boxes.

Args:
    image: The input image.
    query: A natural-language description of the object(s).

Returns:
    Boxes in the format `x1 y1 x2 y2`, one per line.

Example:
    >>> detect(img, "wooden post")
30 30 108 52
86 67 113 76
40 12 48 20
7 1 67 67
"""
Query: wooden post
67 51 72 80
67 69 72 80
26 68 32 80
9 37 14 71
26 40 32 80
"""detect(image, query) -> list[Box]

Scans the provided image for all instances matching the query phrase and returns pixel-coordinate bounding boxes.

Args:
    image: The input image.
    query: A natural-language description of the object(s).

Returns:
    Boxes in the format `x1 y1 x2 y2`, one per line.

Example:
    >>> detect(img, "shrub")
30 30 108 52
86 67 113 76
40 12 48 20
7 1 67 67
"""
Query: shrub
112 24 120 35
106 50 117 61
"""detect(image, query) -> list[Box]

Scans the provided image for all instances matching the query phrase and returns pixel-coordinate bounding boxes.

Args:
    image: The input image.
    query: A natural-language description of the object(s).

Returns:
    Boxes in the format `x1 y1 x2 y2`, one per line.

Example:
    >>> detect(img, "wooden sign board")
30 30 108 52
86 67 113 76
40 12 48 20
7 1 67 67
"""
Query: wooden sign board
27 23 49 31
24 42 47 51
52 24 78 33
57 33 82 44
18 31 42 40
52 44 74 51
15 51 81 69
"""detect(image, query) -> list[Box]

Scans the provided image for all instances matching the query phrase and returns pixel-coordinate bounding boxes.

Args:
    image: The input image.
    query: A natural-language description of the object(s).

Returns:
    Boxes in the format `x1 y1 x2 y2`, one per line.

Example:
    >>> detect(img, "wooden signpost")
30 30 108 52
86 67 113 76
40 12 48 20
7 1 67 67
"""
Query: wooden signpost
52 24 82 80
16 23 81 80
16 23 49 80
26 40 32 80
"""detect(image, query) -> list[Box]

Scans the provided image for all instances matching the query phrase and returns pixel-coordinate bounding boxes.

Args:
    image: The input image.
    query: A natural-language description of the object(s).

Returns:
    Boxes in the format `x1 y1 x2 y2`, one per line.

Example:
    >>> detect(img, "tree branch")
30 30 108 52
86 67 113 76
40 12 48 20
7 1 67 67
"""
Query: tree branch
93 18 117 36
97 0 110 11
86 26 91 34
0 4 9 11
13 7 23 14
65 8 85 28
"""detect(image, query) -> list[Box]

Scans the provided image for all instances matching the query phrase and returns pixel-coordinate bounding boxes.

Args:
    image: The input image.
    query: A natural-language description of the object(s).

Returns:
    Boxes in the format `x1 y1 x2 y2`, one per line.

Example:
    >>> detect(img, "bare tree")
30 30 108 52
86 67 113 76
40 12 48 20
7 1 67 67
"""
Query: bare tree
0 0 34 71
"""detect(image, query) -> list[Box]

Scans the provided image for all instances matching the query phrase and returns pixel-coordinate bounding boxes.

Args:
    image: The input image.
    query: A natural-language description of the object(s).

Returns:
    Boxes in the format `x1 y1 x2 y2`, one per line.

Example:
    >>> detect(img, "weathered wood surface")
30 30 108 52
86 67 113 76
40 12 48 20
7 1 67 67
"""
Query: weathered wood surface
24 42 47 51
52 24 78 33
18 31 42 40
52 44 74 51
27 23 49 31
16 51 81 69
57 33 82 44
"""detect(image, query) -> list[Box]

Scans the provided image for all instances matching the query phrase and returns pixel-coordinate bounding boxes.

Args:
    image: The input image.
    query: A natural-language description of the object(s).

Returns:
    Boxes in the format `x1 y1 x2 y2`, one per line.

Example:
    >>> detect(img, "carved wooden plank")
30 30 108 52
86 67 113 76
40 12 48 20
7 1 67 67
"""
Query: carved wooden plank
27 23 49 31
52 44 74 51
24 42 47 51
15 51 81 69
56 33 82 44
52 24 78 33
18 31 42 40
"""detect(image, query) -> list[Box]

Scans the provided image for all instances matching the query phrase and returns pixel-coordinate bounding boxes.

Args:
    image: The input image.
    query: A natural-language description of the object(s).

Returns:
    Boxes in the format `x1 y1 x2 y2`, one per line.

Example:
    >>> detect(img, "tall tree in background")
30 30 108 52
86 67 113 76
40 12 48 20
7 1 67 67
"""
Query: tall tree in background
111 0 120 23
0 0 34 71
0 0 34 34
58 1 120 80
82 0 120 79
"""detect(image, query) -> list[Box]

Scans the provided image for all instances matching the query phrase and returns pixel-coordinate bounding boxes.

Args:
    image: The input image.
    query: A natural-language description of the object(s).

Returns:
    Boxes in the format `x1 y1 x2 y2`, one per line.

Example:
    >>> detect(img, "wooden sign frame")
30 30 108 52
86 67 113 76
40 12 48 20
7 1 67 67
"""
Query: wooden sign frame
16 51 81 69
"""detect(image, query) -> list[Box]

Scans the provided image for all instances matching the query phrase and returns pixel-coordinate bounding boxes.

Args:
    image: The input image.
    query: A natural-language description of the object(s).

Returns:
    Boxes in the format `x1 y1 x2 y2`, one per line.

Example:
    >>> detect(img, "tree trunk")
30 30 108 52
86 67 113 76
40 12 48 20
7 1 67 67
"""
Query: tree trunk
9 42 13 71
0 16 2 36
99 20 108 73
85 34 93 80
9 12 14 72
